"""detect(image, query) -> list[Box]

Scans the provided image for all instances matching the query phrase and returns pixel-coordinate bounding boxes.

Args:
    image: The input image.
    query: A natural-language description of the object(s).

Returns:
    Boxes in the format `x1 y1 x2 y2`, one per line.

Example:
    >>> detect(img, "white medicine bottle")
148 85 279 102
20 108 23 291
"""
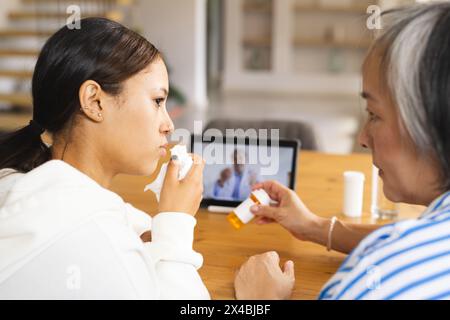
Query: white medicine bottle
227 189 271 229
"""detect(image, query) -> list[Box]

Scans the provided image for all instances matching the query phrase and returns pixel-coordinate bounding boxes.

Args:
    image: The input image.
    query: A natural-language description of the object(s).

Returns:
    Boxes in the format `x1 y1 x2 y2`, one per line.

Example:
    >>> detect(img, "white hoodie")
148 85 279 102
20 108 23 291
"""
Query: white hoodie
0 160 210 300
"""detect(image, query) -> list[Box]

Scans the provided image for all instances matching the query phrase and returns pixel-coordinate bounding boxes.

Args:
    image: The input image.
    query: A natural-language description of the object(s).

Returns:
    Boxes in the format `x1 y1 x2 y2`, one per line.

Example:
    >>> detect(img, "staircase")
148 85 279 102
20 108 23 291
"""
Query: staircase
0 0 133 133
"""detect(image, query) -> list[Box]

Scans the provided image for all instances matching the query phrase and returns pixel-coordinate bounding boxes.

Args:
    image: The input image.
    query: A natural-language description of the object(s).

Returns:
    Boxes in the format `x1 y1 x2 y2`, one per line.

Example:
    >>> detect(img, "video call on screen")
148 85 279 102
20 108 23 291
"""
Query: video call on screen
193 142 294 202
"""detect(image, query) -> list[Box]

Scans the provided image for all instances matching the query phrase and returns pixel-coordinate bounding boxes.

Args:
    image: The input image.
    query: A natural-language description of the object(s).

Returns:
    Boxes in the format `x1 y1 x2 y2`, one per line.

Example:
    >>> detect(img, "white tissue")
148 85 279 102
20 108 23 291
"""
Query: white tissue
144 145 193 201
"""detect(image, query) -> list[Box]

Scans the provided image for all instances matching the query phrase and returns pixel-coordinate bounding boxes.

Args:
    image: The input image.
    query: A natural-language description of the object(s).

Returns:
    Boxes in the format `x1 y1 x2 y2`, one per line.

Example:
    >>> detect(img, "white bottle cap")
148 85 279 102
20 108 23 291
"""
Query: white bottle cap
343 171 365 218
234 198 257 224
252 189 271 206
234 189 272 224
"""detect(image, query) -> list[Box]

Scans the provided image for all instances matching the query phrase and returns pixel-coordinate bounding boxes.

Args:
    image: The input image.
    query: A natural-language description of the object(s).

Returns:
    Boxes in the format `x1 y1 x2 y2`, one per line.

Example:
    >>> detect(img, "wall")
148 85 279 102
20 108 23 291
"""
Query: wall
134 0 208 110
0 0 20 29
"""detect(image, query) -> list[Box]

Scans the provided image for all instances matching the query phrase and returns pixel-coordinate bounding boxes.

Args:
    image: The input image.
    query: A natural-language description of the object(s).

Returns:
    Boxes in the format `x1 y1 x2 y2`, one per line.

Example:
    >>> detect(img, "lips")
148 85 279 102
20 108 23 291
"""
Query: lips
159 148 167 157
159 143 169 157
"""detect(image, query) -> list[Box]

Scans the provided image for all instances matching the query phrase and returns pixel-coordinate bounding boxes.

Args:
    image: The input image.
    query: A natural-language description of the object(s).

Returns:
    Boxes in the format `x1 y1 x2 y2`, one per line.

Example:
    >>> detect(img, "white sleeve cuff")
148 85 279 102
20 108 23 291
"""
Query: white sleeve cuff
145 212 203 269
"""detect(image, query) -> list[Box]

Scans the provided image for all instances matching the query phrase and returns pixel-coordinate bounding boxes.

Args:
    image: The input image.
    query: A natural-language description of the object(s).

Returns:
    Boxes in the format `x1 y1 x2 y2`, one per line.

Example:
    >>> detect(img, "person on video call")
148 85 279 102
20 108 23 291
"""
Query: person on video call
211 149 260 201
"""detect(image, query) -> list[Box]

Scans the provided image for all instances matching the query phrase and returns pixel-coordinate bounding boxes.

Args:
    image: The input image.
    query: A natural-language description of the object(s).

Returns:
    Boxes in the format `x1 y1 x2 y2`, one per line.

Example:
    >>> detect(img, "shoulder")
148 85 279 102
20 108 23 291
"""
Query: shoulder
332 215 450 299
0 169 22 192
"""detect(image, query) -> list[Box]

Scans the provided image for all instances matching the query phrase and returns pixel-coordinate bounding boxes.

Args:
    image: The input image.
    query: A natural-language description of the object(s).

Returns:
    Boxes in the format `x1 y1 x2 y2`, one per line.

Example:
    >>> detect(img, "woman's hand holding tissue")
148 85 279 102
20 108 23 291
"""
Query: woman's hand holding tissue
158 154 205 216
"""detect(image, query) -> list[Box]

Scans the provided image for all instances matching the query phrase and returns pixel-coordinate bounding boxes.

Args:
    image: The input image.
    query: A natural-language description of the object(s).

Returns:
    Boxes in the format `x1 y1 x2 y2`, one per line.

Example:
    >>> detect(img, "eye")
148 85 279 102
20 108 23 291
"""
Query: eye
154 98 165 107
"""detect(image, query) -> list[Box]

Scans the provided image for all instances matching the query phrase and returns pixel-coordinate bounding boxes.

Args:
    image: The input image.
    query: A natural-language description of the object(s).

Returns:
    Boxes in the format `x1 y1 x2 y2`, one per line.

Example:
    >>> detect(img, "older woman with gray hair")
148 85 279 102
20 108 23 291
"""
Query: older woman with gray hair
234 2 450 300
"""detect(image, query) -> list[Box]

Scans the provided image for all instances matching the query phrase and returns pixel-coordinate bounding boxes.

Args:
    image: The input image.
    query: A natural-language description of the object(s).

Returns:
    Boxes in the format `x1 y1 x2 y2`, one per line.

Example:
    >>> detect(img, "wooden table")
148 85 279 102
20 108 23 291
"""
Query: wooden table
110 151 425 300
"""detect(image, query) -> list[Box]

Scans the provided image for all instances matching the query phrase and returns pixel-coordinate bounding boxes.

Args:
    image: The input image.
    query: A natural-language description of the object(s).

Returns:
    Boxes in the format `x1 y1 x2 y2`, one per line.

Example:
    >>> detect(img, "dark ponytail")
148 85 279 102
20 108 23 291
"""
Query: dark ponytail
0 121 50 173
0 17 160 173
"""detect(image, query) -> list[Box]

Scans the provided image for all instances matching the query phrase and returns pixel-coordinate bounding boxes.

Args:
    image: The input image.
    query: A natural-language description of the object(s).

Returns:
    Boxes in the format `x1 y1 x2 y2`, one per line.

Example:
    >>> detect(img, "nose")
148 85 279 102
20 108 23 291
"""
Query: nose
358 120 371 149
160 108 175 136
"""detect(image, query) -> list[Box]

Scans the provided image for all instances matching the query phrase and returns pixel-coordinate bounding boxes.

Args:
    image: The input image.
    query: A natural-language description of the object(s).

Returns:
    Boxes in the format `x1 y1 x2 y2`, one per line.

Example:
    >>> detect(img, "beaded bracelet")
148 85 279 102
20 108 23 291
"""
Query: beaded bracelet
327 216 338 252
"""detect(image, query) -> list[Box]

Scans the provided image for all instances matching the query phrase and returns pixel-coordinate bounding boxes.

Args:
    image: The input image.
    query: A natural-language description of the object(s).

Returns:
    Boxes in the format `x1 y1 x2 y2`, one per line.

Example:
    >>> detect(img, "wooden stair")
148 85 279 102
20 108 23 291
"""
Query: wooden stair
0 0 134 131
0 49 39 57
0 29 54 37
0 112 32 132
8 11 111 21
0 70 33 80
22 0 130 3
9 12 71 20
0 93 32 108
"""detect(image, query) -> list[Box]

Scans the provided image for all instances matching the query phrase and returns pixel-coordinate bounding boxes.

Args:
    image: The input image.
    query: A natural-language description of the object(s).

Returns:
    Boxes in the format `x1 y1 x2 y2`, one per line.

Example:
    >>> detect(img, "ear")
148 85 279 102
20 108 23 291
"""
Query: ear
79 80 104 122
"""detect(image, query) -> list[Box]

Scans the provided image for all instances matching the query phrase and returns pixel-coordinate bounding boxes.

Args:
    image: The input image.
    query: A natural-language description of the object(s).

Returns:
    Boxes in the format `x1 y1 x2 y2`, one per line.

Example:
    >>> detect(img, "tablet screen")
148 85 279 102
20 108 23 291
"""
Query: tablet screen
191 136 299 206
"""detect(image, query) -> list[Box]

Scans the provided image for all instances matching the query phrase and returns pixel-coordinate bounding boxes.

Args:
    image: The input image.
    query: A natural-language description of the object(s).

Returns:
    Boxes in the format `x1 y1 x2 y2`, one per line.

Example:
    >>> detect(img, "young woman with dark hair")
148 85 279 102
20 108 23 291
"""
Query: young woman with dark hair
0 18 209 299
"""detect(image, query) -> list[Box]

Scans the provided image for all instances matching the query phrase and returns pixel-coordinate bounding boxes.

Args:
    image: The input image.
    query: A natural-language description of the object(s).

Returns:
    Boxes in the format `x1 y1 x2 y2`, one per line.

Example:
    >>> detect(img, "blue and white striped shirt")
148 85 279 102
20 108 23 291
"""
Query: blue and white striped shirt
319 191 450 300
